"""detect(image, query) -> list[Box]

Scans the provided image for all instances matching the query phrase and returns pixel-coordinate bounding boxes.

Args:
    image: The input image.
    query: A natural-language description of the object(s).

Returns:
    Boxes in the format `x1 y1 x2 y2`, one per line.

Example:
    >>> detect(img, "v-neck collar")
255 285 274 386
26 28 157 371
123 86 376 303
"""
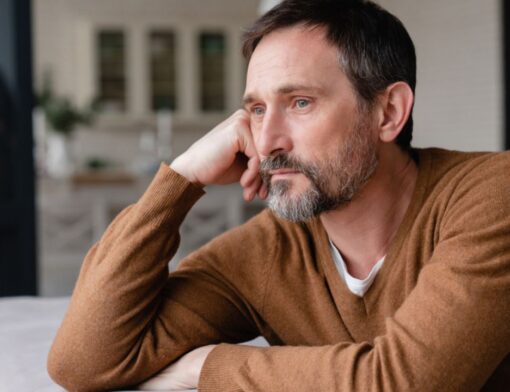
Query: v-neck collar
308 148 432 339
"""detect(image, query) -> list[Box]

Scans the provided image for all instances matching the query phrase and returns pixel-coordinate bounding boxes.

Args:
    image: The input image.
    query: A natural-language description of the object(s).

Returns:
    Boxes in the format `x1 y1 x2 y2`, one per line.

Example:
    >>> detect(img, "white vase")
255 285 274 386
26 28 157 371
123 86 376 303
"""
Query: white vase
46 132 75 179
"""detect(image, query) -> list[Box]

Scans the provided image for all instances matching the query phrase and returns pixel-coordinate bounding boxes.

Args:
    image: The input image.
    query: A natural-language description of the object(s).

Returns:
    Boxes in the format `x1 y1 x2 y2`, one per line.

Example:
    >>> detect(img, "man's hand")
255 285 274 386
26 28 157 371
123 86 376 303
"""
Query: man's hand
170 109 267 201
137 345 216 391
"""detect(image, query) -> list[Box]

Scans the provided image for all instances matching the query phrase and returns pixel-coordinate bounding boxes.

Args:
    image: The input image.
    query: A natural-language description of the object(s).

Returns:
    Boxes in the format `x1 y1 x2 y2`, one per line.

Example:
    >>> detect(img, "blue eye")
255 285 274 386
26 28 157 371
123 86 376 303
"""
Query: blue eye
253 106 265 116
296 99 310 109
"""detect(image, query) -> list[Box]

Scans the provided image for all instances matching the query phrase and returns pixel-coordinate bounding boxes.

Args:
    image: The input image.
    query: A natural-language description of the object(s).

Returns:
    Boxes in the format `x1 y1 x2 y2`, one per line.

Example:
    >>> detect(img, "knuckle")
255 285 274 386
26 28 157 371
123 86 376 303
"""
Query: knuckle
235 109 249 120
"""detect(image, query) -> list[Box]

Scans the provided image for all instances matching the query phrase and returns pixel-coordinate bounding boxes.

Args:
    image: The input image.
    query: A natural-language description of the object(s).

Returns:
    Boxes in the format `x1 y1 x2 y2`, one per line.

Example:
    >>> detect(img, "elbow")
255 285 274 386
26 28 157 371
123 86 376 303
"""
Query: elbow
47 346 89 391
47 345 108 392
47 343 140 392
47 349 76 391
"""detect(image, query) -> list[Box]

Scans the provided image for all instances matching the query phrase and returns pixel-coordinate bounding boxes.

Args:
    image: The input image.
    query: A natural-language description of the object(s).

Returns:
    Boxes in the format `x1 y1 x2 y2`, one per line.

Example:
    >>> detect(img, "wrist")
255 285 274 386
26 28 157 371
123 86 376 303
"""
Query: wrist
170 157 203 187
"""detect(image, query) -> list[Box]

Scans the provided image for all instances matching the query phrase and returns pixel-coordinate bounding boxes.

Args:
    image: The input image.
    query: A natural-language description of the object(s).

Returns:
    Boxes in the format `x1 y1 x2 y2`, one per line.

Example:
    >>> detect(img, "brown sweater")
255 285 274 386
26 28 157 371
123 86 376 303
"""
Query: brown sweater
48 148 510 391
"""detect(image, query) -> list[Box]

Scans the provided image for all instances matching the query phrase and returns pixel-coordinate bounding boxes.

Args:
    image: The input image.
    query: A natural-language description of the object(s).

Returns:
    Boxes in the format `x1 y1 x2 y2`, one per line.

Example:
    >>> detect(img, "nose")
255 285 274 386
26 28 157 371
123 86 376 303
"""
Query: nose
254 107 293 158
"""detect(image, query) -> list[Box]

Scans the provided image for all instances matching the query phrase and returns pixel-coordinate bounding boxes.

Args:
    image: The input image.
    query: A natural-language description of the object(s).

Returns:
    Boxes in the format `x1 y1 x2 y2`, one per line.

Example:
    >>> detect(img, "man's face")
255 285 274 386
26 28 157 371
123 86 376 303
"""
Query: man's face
243 25 379 221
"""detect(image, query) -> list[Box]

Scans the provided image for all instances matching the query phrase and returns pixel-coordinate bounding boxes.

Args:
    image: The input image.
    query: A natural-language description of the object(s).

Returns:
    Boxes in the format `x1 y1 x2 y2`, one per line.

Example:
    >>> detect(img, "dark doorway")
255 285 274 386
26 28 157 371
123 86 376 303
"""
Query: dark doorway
0 0 37 296
505 0 510 150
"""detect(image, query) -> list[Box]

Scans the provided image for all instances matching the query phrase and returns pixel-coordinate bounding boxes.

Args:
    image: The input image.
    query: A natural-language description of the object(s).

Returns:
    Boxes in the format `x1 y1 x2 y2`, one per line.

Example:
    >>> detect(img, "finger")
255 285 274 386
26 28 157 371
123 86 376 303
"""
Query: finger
243 137 259 162
239 157 260 188
237 117 259 161
258 182 269 200
243 176 263 201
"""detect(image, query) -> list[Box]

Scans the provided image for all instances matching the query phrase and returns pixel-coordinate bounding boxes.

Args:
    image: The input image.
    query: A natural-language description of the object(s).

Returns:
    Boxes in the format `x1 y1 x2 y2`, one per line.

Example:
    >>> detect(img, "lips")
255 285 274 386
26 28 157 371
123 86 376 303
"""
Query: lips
268 169 300 179
269 169 300 177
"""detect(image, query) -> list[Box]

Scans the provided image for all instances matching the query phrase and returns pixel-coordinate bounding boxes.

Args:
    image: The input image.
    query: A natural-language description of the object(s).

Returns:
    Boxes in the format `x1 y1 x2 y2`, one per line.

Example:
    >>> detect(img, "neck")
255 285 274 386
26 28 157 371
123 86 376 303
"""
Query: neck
320 145 418 279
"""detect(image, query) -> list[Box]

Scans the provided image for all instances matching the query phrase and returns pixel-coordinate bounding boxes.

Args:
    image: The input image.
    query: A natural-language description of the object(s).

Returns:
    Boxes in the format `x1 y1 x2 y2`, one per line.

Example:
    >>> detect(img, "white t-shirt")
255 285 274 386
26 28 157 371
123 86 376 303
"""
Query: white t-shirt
329 240 385 297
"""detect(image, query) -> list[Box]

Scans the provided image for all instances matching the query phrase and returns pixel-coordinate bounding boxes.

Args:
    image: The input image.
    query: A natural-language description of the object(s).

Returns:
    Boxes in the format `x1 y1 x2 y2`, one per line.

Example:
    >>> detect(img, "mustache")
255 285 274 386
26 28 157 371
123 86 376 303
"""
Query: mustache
259 154 319 182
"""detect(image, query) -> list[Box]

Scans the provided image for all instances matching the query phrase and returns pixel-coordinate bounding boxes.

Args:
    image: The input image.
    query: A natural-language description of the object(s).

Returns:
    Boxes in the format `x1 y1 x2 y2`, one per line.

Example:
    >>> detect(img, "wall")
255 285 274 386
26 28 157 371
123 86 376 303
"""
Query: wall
378 0 503 151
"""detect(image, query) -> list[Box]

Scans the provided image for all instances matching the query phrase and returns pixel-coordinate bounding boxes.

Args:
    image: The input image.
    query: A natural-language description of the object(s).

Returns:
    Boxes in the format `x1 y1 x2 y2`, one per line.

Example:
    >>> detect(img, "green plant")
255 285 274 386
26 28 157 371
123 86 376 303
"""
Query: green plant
85 157 112 171
36 73 100 136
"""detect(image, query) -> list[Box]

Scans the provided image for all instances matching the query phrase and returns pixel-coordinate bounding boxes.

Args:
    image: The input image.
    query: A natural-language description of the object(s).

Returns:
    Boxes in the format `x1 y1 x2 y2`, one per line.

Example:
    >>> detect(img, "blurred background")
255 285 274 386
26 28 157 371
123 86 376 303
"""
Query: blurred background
0 0 507 297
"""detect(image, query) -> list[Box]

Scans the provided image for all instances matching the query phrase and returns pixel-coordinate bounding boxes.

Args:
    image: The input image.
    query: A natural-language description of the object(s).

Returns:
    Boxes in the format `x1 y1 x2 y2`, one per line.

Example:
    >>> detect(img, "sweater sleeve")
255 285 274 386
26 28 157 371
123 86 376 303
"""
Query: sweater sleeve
198 154 510 392
47 164 265 391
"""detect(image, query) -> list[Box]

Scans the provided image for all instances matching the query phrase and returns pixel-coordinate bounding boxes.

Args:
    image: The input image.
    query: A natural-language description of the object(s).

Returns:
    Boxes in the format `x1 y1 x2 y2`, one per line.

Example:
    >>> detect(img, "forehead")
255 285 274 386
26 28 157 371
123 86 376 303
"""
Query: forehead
245 25 349 97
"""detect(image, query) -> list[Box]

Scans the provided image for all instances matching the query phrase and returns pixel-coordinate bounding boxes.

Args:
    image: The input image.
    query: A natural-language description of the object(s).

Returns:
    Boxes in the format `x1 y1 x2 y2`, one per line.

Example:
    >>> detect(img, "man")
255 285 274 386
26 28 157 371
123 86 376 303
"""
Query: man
48 0 510 390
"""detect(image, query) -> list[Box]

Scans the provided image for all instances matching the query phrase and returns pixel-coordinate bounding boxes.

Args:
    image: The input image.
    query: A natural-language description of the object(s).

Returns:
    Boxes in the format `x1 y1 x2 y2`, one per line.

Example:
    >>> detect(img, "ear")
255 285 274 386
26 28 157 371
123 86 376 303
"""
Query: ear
376 82 414 143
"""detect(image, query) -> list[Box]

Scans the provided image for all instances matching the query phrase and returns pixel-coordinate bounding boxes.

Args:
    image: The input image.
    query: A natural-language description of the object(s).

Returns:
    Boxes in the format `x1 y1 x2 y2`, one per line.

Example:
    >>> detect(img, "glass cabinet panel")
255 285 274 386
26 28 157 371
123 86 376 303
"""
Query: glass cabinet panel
97 30 126 112
199 32 226 112
149 31 177 111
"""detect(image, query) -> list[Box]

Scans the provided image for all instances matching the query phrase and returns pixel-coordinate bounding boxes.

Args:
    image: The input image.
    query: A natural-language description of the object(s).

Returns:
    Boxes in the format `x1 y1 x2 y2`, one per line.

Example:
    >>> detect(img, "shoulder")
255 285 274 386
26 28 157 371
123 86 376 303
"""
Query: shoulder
417 148 510 237
418 148 510 203
419 147 510 181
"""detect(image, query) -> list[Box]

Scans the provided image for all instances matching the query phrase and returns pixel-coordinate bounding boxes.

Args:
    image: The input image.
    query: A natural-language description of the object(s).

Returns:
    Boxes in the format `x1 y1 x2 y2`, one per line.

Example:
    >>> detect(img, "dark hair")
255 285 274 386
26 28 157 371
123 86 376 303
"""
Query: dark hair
242 0 416 151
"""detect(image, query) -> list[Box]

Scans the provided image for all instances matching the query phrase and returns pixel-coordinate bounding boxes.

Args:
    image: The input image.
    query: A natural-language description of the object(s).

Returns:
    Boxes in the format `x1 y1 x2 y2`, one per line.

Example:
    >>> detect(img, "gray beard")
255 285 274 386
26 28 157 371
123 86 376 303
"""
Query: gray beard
266 179 324 222
260 123 378 222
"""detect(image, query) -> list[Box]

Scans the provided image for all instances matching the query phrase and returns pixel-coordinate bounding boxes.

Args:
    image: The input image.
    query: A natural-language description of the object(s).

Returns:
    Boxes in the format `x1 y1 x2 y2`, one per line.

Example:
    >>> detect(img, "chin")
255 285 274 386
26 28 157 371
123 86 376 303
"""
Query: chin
266 183 323 223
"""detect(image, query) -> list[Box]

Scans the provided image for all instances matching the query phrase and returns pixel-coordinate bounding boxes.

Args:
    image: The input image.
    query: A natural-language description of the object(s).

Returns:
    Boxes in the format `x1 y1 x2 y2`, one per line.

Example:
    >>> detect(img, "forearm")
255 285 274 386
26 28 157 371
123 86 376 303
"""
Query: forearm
198 315 502 392
197 273 510 392
47 164 204 391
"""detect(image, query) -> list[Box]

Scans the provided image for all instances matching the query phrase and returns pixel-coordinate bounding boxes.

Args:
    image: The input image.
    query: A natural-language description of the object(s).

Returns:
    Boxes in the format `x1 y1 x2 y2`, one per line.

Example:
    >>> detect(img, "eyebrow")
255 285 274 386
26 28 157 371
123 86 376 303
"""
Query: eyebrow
242 84 325 106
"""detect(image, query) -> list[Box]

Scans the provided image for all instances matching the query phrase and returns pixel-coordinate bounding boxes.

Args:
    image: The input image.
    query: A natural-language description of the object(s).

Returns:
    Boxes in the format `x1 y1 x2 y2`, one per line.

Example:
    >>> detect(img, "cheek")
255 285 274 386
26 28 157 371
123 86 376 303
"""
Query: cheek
288 103 358 158
295 126 343 164
288 116 327 151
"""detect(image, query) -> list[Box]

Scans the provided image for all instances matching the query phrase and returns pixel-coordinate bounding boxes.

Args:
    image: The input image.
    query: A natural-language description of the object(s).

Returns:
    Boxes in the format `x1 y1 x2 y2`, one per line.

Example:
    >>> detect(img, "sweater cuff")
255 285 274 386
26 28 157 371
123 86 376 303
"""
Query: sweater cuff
198 343 260 391
136 162 205 225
